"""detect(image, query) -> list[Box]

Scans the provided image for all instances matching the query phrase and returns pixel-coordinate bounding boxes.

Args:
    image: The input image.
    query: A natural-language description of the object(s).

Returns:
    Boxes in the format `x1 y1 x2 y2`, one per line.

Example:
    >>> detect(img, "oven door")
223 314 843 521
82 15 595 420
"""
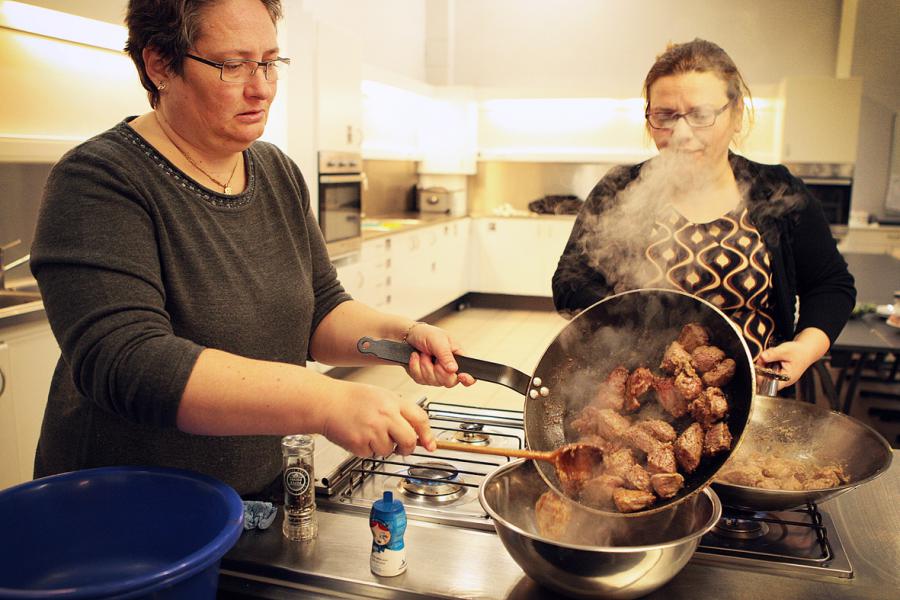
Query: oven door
319 174 362 257
801 178 852 226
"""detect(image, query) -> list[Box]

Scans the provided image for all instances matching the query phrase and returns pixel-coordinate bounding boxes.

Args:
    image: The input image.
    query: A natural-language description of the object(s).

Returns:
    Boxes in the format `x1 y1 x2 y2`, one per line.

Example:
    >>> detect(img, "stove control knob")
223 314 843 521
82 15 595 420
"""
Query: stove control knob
539 387 550 397
532 377 542 386
529 389 539 399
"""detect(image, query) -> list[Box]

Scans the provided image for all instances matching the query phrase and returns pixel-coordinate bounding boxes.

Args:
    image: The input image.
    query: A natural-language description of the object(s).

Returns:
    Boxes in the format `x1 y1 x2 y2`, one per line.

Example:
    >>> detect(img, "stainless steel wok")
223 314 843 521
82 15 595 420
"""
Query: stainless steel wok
711 395 893 511
359 288 756 516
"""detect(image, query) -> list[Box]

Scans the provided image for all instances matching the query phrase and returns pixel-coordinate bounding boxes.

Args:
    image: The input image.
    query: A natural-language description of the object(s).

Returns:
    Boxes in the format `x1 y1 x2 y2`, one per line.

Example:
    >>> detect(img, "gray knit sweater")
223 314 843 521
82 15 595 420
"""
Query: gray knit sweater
31 118 350 495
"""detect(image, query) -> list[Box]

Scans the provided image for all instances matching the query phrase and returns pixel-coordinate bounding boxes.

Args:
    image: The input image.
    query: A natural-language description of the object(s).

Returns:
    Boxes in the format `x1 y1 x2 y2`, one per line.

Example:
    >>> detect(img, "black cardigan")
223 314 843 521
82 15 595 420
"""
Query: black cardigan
552 153 856 346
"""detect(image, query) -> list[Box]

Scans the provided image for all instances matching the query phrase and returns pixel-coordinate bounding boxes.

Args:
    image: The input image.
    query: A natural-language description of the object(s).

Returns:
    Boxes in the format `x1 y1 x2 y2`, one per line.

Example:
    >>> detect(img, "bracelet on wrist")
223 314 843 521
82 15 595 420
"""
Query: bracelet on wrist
401 321 425 343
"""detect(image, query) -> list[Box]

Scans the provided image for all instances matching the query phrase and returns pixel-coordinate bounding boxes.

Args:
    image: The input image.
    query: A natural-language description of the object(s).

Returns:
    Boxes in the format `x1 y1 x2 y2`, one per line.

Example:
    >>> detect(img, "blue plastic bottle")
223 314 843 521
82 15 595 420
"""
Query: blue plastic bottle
369 491 407 576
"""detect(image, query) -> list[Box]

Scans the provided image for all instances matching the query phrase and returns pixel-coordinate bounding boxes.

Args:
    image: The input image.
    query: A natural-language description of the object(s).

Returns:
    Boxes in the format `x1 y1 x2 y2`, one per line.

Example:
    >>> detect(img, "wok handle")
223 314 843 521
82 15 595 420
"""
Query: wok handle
356 337 531 395
435 440 549 461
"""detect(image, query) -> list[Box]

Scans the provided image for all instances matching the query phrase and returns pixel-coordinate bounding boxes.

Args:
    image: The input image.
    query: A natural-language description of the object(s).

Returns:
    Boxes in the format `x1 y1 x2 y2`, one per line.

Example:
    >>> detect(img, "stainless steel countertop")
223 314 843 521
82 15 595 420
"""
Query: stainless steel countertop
219 450 899 599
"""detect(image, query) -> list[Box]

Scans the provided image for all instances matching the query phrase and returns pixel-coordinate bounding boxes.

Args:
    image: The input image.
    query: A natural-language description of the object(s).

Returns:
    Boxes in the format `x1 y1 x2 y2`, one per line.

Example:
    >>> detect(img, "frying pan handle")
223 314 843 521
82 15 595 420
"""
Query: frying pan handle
356 337 532 395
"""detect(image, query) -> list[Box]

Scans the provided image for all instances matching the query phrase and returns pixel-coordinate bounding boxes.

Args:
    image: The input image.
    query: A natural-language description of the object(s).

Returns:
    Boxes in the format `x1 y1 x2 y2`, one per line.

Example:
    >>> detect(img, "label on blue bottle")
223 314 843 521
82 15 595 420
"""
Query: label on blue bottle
370 500 407 576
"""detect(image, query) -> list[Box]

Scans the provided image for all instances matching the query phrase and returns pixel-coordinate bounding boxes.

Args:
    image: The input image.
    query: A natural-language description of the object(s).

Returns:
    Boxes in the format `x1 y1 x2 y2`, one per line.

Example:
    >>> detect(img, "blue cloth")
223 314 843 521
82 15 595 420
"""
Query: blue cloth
242 501 277 530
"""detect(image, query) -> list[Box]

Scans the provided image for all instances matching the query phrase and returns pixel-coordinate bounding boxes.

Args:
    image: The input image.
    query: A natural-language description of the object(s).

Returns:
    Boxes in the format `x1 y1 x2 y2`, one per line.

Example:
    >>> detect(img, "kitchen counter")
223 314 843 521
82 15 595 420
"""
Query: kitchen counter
361 213 469 240
219 450 899 599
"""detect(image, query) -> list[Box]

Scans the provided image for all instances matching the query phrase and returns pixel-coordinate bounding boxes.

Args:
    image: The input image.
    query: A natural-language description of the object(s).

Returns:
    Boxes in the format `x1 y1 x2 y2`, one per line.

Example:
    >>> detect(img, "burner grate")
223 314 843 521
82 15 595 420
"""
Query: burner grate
695 502 852 578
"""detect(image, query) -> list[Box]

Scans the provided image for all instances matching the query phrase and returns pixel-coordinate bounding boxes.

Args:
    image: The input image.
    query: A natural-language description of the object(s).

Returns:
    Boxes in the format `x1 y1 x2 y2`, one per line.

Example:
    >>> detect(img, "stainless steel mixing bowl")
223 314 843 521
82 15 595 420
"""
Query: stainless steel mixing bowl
479 459 721 599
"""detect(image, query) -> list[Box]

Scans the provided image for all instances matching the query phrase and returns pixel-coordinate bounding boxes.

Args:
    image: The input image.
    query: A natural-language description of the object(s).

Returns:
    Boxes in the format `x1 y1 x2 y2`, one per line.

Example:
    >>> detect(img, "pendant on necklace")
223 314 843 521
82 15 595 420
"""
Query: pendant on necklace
224 186 232 194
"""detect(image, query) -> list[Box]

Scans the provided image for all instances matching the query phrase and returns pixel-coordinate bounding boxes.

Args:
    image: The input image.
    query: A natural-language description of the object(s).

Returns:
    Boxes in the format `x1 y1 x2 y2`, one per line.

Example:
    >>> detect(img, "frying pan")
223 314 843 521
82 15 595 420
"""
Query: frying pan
711 394 893 511
358 288 756 517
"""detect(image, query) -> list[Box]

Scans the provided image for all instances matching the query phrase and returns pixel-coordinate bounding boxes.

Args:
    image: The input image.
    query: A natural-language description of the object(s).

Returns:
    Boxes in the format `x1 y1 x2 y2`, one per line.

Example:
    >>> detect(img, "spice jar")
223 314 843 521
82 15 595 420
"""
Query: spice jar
281 434 317 541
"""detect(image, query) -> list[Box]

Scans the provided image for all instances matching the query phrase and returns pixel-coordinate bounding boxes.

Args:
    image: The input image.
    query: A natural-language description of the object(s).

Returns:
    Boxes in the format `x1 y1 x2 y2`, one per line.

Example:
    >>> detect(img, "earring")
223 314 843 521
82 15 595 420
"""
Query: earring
158 81 167 91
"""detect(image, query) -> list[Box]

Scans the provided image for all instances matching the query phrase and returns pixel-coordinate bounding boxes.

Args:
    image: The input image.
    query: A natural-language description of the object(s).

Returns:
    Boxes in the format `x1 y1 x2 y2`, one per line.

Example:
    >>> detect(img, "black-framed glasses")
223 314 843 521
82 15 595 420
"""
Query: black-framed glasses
645 100 733 130
185 53 291 83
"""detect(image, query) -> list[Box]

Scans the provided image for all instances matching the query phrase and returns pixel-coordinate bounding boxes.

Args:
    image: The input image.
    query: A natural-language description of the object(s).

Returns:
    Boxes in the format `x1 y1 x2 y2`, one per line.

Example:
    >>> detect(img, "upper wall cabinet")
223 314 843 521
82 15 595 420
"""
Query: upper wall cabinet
316 21 363 153
779 77 862 164
418 94 478 174
476 98 655 164
361 80 425 161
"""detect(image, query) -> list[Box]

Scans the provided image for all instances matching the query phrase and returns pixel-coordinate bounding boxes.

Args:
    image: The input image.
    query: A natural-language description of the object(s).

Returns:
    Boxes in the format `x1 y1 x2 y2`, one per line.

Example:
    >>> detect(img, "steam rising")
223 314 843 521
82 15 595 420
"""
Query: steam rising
570 147 808 294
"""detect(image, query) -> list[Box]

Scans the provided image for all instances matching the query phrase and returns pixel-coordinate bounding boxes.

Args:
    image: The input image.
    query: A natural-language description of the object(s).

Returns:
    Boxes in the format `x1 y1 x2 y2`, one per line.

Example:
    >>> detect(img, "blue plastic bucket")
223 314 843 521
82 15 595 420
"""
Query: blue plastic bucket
0 466 244 599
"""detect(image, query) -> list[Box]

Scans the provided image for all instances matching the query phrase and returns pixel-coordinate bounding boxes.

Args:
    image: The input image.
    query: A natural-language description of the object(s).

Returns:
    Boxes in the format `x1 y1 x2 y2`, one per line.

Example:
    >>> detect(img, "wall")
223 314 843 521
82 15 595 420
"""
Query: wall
851 0 900 111
362 159 418 215
301 0 427 82
468 161 613 215
451 0 840 96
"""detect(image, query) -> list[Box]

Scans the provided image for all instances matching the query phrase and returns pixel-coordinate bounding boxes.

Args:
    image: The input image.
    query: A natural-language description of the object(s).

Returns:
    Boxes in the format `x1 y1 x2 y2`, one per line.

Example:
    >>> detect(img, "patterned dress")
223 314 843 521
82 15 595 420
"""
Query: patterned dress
644 204 775 359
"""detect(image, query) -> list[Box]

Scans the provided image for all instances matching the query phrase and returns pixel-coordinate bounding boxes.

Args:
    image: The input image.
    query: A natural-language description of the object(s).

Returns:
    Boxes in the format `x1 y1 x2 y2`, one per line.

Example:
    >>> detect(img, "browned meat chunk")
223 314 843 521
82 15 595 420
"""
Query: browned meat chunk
677 323 710 352
691 345 725 373
580 474 625 507
571 405 602 437
806 465 848 489
690 386 729 427
606 366 629 395
653 377 690 418
626 367 654 400
717 465 764 487
650 472 685 499
635 419 677 443
702 358 736 387
646 445 677 474
660 341 693 375
623 463 653 492
595 366 629 410
595 409 632 441
624 425 665 455
702 421 733 456
674 370 703 401
535 491 571 538
603 448 636 479
621 367 654 413
674 423 703 473
576 434 622 454
612 488 656 513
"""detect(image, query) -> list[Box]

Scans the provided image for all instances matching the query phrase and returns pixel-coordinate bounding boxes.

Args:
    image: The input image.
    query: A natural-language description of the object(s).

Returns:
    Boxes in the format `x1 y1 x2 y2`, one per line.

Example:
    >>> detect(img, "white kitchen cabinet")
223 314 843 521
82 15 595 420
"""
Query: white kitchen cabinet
316 21 363 152
418 95 478 174
0 317 59 489
470 217 574 297
779 77 862 164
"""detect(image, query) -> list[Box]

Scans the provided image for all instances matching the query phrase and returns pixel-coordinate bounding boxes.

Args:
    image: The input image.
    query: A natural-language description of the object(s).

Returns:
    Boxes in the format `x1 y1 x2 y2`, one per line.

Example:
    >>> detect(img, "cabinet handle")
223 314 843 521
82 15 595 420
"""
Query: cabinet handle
0 365 5 397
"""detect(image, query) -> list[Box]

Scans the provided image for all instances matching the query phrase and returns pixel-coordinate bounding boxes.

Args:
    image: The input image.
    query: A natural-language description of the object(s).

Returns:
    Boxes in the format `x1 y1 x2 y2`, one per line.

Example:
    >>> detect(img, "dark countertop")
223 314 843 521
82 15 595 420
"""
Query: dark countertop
219 451 899 599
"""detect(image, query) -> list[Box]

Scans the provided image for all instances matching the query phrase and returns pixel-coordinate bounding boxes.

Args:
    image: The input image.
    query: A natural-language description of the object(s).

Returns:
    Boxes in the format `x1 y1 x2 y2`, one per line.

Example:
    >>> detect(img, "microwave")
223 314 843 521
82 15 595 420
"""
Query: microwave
784 163 853 226
318 151 363 259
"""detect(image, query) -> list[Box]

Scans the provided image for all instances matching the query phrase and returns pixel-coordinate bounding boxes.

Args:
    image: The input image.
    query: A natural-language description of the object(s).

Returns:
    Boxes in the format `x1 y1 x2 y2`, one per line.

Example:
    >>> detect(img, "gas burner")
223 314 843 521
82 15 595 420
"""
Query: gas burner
713 516 770 540
397 461 466 503
454 422 490 445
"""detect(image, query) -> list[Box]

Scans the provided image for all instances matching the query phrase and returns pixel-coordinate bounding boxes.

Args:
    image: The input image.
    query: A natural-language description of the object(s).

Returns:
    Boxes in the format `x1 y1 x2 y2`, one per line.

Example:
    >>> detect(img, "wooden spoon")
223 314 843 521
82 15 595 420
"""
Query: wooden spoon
436 440 604 491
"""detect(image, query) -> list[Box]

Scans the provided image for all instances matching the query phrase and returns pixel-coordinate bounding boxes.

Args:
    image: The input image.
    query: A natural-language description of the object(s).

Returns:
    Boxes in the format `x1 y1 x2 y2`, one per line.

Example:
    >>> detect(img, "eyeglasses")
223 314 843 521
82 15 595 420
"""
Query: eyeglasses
184 53 291 83
645 100 733 130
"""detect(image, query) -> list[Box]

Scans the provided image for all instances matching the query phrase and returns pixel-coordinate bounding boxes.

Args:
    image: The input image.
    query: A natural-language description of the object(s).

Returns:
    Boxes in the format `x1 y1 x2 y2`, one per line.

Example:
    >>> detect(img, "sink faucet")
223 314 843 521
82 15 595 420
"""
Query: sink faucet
0 239 31 291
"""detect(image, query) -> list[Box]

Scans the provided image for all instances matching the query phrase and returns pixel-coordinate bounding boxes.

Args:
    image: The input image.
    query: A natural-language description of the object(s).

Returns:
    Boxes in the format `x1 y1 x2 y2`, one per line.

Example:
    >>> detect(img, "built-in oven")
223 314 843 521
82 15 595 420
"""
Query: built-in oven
785 162 853 226
318 151 364 259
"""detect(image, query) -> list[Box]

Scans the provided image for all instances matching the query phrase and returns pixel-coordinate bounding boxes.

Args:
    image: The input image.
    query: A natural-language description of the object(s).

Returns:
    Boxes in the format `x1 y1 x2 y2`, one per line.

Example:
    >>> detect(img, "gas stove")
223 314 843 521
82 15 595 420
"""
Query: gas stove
314 400 525 530
312 399 854 578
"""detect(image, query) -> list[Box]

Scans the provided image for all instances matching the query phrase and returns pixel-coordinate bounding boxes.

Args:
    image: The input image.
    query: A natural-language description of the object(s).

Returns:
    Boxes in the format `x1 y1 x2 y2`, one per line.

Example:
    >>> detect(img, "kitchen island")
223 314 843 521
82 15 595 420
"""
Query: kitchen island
219 450 898 599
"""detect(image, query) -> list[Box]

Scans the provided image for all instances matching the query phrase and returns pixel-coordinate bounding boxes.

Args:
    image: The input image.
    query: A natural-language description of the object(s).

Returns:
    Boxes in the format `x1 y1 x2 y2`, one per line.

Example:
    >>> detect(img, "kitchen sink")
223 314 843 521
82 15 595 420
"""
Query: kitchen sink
0 290 42 309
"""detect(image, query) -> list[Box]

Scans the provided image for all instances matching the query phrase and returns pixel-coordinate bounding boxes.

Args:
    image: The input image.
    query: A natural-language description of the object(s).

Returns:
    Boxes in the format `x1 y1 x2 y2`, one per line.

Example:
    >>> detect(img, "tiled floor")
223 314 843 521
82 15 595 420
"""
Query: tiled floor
335 306 568 411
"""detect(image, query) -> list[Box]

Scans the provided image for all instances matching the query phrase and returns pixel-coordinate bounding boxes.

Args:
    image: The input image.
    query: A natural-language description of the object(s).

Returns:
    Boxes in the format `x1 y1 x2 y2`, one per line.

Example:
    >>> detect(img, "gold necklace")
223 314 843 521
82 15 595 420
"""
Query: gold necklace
156 112 240 194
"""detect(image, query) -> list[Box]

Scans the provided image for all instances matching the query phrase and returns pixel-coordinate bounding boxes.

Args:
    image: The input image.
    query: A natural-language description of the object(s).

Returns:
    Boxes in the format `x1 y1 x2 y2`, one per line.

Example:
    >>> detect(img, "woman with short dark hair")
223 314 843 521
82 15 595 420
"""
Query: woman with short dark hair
31 0 473 498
